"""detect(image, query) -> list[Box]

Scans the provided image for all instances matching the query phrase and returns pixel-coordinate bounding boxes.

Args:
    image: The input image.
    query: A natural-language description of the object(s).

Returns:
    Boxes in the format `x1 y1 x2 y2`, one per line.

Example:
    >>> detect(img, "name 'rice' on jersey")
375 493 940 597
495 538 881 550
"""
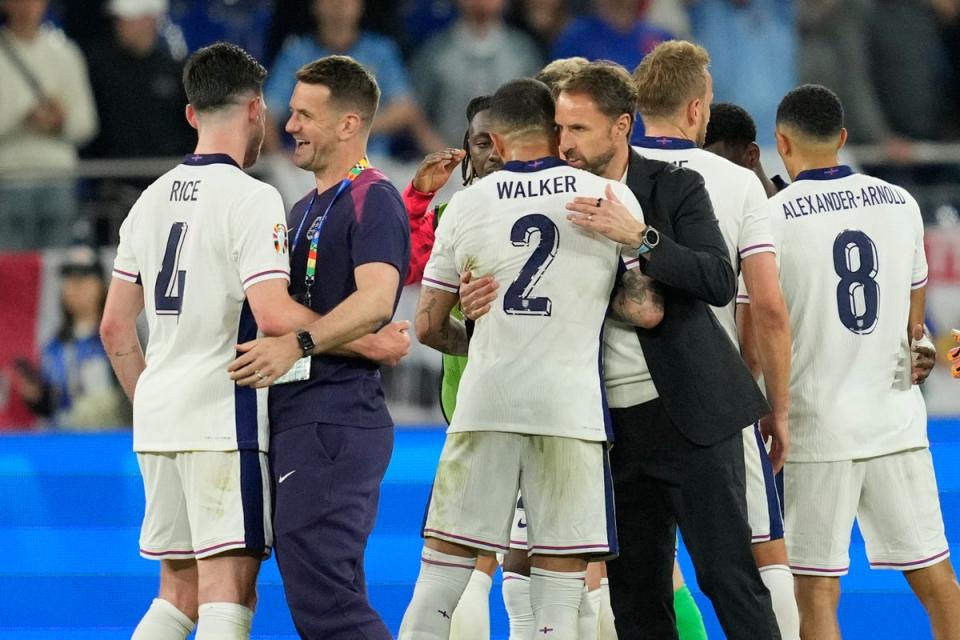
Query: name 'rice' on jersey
769 166 928 462
112 154 291 453
633 137 775 345
421 157 644 442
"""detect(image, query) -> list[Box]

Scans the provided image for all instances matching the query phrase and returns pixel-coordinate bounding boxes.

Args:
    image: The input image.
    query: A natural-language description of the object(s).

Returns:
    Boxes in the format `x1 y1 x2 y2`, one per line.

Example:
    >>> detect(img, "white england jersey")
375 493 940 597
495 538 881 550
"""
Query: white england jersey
633 138 774 344
769 166 928 461
422 157 644 442
112 154 291 453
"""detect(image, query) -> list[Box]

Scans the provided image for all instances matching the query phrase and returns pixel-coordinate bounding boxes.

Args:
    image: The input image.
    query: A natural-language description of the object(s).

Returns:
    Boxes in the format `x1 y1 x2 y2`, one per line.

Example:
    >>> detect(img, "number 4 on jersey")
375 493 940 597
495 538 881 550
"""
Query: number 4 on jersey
155 222 188 316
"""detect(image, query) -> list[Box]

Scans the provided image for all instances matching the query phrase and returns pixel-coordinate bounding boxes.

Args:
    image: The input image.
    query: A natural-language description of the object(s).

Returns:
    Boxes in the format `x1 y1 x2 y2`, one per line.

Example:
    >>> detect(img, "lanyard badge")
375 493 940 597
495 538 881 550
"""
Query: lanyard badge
291 157 369 307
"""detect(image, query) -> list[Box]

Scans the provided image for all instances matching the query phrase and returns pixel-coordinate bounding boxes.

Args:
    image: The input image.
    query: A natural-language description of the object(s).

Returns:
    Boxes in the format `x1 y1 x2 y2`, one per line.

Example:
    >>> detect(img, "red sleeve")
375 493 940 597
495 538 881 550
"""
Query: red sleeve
402 181 437 285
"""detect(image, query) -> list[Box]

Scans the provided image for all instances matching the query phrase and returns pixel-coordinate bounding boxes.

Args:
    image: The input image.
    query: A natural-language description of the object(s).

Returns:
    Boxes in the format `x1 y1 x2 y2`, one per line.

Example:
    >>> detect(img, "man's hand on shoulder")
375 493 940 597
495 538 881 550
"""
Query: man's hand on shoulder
566 184 646 248
412 148 467 194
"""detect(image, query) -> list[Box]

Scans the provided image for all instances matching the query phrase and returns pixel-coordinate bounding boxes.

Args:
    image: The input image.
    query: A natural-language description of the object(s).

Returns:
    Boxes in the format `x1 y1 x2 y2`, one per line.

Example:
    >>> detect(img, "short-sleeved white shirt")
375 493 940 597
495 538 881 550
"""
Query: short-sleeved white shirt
767 166 928 461
634 138 775 345
113 154 290 453
422 157 644 442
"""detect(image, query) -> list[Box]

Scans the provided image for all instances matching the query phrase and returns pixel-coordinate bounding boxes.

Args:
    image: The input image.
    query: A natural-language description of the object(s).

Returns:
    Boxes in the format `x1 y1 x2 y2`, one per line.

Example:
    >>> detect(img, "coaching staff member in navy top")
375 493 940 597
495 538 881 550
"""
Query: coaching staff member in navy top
228 55 410 639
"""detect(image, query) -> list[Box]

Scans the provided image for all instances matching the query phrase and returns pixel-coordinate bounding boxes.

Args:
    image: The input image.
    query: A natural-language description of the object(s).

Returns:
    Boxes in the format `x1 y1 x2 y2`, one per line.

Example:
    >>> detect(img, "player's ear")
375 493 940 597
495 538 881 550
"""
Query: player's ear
745 141 760 169
775 128 790 159
185 104 199 131
837 127 848 151
687 98 701 129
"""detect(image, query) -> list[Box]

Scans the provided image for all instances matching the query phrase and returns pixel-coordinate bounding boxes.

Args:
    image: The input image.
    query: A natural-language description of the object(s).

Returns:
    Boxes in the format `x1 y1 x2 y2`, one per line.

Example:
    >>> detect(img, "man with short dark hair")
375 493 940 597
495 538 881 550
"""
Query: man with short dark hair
704 102 787 198
226 54 411 639
770 83 960 640
101 41 298 640
398 77 663 640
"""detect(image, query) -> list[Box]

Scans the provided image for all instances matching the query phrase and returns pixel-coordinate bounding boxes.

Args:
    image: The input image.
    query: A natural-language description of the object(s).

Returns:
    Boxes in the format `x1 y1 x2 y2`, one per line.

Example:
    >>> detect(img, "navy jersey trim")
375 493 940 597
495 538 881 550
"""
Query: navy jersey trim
503 157 568 173
182 153 240 168
794 165 853 181
234 300 260 449
633 135 697 150
753 424 785 540
239 449 267 554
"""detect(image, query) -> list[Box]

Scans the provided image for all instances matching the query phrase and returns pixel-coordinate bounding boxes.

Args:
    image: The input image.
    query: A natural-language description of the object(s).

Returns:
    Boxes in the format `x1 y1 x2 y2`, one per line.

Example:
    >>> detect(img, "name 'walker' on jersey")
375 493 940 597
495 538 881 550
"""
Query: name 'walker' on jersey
769 166 928 462
112 154 291 453
421 157 644 442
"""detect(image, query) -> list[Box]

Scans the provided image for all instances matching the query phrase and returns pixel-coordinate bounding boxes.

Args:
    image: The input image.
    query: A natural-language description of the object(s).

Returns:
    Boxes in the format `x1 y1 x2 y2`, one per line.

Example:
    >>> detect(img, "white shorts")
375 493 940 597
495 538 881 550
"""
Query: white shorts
784 448 949 576
137 450 273 560
423 431 616 557
744 424 785 543
509 494 527 550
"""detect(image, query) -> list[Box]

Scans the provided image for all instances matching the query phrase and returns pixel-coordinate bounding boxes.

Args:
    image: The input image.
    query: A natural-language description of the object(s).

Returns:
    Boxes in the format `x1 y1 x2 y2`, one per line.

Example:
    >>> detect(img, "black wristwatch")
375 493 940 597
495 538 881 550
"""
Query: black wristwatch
636 226 660 256
296 330 316 358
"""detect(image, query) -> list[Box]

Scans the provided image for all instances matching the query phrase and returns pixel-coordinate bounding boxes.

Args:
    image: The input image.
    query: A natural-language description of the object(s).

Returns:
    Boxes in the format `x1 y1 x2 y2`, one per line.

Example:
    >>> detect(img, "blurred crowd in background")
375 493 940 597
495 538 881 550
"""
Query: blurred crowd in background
2 0 960 430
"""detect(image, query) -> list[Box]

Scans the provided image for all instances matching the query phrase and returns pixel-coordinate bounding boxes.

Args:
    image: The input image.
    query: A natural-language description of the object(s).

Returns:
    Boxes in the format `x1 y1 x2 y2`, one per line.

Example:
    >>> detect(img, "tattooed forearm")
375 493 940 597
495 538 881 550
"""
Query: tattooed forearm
611 269 664 328
415 289 469 356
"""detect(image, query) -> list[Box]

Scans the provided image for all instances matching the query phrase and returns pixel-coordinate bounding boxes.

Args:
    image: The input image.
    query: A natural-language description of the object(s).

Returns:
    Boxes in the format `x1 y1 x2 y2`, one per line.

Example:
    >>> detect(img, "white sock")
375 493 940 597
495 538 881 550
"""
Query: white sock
760 564 800 640
502 572 536 640
194 602 253 640
131 598 196 640
577 586 602 640
450 569 493 640
529 567 586 640
399 547 477 639
597 579 618 640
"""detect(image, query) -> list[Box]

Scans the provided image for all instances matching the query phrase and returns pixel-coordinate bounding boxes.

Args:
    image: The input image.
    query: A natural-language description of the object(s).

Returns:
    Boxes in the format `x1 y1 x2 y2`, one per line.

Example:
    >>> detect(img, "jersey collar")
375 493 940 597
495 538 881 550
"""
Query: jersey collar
633 135 697 150
794 165 853 181
182 153 240 168
503 156 568 172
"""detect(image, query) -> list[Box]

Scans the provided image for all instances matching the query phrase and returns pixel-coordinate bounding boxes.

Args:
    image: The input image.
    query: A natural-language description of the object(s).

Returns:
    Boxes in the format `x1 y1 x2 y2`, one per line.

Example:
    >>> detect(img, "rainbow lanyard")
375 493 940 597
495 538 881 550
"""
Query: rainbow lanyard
292 157 369 306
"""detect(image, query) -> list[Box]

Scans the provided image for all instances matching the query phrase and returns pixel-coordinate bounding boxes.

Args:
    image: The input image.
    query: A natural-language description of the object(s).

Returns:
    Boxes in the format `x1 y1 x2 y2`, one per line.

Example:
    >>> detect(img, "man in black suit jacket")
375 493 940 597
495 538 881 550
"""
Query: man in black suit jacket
460 63 780 637
553 62 781 639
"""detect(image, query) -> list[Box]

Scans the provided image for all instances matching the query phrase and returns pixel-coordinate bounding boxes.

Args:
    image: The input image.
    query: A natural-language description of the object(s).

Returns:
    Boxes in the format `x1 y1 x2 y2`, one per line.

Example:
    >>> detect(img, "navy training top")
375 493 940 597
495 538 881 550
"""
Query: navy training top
268 166 410 432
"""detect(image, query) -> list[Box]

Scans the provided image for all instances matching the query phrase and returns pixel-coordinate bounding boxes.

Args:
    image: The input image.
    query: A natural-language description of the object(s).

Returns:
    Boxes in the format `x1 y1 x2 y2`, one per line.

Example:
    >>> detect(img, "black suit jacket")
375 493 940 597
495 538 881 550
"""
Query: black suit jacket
626 148 769 445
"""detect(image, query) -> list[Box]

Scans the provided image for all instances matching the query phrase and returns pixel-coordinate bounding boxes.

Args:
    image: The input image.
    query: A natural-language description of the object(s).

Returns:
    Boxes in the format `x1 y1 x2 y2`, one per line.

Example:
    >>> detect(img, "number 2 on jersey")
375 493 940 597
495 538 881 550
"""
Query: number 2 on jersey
155 222 188 316
503 214 559 316
832 229 879 335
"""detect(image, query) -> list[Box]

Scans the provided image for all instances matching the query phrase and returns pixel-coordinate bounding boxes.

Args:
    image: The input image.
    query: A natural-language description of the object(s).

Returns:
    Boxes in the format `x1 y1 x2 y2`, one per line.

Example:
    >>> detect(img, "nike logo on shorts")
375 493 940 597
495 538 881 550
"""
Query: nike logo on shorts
517 518 527 529
278 470 296 483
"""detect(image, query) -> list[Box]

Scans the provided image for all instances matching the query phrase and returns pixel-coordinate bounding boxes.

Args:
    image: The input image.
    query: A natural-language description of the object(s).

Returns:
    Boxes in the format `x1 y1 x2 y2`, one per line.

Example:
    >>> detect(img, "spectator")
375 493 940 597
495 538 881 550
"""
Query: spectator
265 0 443 157
688 0 795 147
550 0 673 71
411 0 543 146
507 0 573 59
796 0 897 145
870 0 949 141
13 246 130 429
0 0 98 250
83 0 193 159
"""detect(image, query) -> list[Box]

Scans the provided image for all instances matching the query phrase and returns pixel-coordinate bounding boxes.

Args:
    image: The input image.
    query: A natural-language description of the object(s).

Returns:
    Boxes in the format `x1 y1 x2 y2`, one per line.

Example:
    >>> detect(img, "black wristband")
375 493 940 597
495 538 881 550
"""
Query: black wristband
465 318 475 340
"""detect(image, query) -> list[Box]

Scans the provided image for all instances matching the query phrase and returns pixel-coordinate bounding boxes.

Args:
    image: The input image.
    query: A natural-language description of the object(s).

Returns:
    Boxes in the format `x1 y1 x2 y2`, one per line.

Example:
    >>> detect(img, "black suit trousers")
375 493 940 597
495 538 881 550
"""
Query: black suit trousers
607 399 781 640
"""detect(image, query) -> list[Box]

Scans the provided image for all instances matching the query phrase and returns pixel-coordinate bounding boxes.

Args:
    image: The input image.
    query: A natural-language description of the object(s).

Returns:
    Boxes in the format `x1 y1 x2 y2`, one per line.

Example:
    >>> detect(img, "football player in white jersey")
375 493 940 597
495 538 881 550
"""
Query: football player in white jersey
631 41 798 640
99 43 407 640
770 84 960 639
398 78 664 640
